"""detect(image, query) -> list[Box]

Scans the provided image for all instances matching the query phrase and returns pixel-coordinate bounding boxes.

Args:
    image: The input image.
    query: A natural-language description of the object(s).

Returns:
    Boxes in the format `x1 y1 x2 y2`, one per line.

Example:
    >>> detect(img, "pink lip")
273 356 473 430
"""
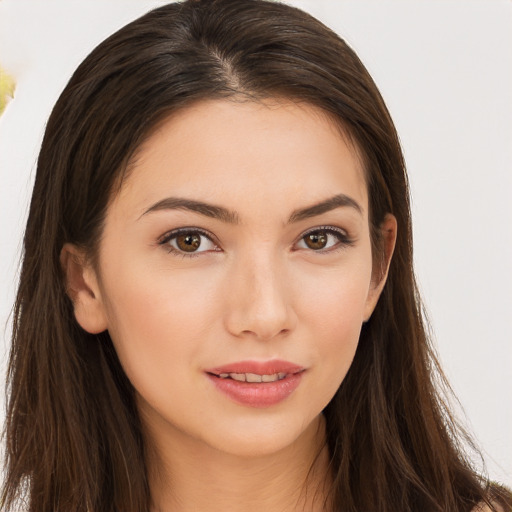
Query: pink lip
207 359 304 376
205 359 305 408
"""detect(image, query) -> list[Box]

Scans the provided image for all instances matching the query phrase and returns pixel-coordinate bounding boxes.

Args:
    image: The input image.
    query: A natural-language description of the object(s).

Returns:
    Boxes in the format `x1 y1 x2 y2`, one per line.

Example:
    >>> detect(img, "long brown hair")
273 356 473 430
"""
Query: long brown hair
2 1 510 511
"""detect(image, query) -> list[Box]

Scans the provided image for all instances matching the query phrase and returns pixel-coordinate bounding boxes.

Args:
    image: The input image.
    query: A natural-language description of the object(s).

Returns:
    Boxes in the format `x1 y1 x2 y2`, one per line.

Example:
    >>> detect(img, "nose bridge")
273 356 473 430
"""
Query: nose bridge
224 247 295 340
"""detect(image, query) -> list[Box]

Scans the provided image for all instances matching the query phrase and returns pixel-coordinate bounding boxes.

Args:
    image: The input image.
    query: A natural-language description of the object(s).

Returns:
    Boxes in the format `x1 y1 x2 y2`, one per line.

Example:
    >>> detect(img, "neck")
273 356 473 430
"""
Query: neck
145 414 332 512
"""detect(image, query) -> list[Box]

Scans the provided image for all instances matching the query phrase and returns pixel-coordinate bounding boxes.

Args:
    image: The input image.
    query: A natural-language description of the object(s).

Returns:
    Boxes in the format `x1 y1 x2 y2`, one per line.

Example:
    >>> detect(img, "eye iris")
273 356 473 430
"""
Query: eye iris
176 233 201 252
304 231 328 250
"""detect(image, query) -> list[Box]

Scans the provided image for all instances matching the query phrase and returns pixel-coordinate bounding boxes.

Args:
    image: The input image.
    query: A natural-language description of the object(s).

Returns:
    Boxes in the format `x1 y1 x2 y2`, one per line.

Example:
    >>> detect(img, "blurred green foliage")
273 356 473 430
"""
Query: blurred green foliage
0 65 16 115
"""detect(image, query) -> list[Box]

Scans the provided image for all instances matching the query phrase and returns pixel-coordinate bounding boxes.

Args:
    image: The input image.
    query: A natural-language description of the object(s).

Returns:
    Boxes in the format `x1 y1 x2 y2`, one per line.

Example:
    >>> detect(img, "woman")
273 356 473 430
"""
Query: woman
1 0 510 511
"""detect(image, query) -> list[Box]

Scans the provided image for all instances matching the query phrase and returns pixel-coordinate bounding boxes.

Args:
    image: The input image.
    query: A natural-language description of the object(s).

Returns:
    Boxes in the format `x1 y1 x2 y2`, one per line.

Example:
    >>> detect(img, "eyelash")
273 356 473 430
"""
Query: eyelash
158 227 220 258
296 226 354 253
158 225 354 258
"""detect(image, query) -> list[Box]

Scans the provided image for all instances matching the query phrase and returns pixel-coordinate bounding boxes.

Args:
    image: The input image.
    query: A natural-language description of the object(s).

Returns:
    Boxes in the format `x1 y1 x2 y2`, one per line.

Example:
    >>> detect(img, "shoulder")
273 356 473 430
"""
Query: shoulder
471 503 506 512
473 483 512 512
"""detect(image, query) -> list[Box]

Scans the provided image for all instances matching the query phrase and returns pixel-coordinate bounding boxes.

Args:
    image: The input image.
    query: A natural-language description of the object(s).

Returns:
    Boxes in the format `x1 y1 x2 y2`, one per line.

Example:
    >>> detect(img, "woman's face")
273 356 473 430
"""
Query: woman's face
70 99 393 457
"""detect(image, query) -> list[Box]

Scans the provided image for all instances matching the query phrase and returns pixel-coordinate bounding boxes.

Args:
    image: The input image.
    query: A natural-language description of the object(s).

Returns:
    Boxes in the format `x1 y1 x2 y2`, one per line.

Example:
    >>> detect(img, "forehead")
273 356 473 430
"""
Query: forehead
113 98 368 220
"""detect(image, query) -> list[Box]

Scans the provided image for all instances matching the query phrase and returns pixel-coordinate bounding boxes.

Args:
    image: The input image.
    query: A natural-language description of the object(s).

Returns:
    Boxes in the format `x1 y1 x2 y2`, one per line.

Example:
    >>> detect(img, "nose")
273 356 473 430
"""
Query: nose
223 253 297 341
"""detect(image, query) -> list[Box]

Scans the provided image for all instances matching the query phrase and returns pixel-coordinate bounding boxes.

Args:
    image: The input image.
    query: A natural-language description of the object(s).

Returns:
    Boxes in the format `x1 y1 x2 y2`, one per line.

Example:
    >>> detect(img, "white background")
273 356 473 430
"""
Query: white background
1 0 511 486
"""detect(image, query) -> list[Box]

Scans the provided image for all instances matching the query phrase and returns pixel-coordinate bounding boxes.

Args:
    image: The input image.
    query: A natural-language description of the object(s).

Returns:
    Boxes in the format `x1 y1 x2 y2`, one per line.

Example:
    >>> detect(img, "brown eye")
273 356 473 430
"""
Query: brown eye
296 227 351 252
176 233 202 252
303 231 328 250
162 229 218 255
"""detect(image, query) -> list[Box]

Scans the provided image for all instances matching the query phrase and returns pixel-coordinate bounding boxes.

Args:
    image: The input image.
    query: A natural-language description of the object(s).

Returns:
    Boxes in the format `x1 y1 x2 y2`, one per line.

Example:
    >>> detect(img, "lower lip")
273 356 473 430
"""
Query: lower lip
206 372 304 408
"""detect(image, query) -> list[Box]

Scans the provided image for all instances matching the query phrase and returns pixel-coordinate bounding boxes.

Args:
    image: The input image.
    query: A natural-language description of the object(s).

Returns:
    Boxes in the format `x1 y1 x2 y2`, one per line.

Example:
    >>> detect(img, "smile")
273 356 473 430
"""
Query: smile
216 372 287 382
205 360 305 407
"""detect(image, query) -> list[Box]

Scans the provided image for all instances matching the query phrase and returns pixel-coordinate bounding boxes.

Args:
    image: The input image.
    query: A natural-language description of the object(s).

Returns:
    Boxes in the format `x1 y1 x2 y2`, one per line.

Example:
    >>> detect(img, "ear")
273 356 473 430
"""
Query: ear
363 213 397 322
60 243 108 334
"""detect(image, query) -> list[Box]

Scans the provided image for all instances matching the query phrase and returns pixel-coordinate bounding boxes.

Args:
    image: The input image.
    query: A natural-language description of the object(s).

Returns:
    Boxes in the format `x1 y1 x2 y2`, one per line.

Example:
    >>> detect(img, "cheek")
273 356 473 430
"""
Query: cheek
295 252 373 399
298 247 373 335
98 252 221 393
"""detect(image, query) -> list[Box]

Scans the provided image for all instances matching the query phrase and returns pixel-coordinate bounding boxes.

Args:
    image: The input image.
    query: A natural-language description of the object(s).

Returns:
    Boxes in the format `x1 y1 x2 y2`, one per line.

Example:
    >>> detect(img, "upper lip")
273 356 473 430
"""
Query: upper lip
206 359 305 376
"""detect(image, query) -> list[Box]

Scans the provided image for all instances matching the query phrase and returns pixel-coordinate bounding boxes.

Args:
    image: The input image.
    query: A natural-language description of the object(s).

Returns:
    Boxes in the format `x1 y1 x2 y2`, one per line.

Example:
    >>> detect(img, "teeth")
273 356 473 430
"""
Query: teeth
217 372 288 382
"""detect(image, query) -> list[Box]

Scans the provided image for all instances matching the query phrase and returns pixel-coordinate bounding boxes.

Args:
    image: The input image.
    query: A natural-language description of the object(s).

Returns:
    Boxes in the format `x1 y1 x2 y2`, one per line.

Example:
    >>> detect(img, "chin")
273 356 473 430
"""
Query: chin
194 411 323 459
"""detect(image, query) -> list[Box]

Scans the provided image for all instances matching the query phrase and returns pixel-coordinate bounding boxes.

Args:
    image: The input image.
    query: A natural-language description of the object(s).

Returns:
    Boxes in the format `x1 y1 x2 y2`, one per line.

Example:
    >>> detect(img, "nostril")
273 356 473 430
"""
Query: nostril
223 269 297 339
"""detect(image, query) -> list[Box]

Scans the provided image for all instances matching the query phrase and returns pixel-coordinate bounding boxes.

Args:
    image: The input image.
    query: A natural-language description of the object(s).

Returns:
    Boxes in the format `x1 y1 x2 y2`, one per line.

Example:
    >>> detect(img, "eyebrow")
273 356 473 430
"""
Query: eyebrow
140 193 362 224
288 193 363 222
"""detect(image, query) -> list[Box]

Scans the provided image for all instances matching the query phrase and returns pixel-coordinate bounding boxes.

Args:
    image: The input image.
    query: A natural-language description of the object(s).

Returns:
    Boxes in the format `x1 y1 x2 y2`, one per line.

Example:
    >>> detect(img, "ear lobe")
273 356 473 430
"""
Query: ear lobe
60 243 108 334
363 213 397 322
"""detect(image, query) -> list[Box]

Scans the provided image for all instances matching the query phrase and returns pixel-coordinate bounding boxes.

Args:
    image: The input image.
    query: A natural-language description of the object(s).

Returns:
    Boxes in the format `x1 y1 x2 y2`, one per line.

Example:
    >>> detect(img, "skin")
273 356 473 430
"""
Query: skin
62 99 396 512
